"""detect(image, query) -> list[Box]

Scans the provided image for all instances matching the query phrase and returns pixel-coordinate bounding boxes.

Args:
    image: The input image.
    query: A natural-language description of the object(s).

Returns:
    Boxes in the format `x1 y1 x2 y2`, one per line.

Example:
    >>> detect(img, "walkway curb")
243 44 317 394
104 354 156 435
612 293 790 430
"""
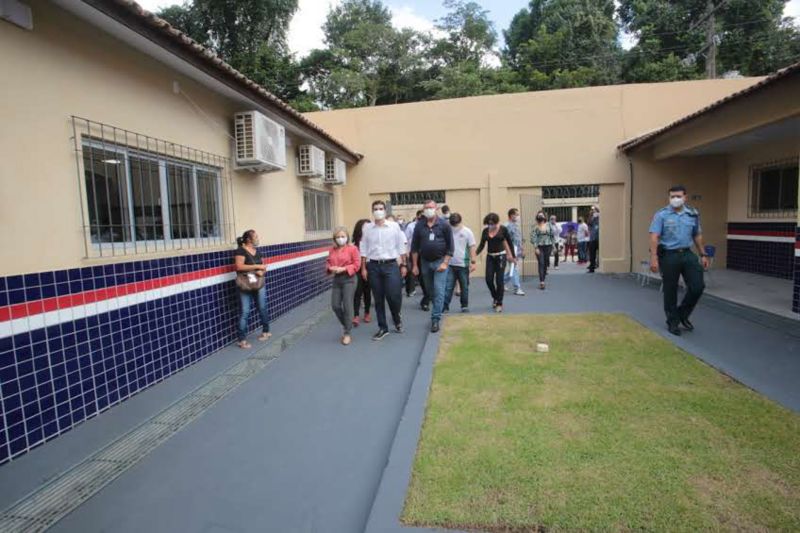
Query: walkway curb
364 328 462 533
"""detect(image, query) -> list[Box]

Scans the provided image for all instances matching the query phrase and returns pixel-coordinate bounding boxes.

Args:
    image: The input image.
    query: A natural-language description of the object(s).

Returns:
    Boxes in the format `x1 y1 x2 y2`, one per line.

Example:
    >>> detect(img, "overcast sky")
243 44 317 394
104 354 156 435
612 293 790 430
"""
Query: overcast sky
137 0 800 58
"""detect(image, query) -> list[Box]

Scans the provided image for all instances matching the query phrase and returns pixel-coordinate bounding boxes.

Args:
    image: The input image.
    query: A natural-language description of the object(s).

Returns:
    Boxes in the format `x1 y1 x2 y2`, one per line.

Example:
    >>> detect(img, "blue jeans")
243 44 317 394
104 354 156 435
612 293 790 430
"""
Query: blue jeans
420 258 448 322
367 261 403 331
578 241 588 262
503 246 521 289
238 286 270 342
444 265 469 311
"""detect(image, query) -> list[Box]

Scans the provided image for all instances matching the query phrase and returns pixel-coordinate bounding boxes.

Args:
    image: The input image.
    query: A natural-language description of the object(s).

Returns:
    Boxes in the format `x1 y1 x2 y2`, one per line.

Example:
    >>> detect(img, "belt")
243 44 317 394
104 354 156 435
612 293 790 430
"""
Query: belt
663 247 691 254
487 251 506 257
369 259 398 264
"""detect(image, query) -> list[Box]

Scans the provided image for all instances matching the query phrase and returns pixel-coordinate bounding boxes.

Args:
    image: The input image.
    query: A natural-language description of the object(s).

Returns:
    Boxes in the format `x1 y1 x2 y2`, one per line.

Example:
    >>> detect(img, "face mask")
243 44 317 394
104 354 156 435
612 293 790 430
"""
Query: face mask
670 197 685 209
335 237 347 246
488 224 498 231
537 217 545 223
423 208 436 219
252 239 260 247
373 209 386 220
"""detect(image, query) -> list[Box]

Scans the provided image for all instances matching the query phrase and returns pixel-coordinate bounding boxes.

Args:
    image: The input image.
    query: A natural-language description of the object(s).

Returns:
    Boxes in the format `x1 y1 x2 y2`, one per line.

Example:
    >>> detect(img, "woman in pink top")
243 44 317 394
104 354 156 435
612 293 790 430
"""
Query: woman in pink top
326 226 362 345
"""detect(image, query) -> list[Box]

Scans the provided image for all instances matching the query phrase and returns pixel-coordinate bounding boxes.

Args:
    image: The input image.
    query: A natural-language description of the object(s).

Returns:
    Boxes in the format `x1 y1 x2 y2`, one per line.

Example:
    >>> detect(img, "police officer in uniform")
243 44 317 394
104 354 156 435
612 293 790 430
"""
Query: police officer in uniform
649 185 709 336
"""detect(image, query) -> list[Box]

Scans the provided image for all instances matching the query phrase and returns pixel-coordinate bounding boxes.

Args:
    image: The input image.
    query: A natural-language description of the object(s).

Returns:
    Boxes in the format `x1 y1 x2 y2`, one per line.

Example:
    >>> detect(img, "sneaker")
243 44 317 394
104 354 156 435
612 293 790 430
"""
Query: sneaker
514 288 525 296
372 329 389 341
352 316 360 327
395 322 404 334
363 313 371 323
554 266 560 270
430 321 440 333
495 305 503 313
461 307 469 313
420 303 430 312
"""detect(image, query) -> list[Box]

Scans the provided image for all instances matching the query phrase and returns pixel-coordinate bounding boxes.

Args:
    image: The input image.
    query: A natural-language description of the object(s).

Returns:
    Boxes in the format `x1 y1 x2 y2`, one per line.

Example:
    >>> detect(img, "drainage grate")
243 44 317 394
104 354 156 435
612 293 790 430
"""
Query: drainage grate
0 310 330 532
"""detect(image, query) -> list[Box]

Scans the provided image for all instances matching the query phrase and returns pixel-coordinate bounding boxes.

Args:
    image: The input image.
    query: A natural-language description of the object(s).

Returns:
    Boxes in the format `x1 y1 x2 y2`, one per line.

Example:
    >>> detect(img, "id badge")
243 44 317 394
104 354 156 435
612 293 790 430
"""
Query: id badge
428 232 435 241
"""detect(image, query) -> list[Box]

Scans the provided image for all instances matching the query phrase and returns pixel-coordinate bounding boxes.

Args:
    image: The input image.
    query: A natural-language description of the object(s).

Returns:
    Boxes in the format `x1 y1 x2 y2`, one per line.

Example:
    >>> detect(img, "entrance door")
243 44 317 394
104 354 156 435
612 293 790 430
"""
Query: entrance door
519 192 543 279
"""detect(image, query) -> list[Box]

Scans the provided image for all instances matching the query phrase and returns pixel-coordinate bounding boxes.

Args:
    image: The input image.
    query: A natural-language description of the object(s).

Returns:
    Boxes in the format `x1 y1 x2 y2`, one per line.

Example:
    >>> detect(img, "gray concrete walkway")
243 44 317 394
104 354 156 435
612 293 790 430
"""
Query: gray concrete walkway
0 268 797 533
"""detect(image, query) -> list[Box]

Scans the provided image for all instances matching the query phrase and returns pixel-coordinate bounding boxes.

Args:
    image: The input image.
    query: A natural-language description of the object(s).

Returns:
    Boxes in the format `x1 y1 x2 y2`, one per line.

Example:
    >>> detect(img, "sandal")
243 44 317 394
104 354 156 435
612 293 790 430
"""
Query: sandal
237 340 252 349
258 332 272 342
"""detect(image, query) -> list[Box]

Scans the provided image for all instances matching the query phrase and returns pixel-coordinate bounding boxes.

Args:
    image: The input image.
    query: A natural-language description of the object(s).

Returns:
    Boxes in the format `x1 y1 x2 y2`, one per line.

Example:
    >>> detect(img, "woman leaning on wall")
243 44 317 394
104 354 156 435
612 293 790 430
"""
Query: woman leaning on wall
233 230 271 349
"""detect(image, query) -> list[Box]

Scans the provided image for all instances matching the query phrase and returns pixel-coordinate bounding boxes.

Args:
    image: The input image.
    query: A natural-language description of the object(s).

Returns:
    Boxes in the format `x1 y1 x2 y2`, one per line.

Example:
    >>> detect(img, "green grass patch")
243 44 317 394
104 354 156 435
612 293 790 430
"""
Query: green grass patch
403 313 800 532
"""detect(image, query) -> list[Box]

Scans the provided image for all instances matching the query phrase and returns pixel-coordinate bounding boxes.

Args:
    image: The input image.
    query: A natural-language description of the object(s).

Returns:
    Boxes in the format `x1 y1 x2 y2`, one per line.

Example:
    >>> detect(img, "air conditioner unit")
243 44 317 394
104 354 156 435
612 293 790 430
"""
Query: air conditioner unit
297 145 325 177
233 111 286 172
325 157 346 185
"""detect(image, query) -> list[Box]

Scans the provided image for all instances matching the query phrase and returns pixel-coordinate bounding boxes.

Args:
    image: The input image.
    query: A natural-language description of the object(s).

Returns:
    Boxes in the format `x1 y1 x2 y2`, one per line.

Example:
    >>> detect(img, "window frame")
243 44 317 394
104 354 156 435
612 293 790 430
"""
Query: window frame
303 188 334 236
81 137 225 253
748 158 799 219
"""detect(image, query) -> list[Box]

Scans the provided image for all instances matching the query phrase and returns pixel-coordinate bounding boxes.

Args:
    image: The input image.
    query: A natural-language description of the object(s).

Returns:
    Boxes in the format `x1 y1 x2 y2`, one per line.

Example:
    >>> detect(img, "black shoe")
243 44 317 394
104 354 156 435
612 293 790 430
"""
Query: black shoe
372 329 389 341
667 323 681 336
680 318 694 331
431 321 440 333
420 303 430 312
395 322 404 333
461 307 469 313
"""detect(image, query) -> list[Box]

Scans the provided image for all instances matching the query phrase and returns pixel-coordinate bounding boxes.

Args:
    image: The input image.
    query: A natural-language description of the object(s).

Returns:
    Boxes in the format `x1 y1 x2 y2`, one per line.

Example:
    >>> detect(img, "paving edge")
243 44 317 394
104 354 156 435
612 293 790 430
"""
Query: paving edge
363 329 464 533
0 309 333 533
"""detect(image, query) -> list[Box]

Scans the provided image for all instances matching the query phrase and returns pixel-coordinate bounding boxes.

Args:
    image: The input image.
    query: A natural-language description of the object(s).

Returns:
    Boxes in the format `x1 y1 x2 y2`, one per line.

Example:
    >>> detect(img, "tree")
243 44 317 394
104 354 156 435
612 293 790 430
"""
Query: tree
618 0 800 81
503 0 622 90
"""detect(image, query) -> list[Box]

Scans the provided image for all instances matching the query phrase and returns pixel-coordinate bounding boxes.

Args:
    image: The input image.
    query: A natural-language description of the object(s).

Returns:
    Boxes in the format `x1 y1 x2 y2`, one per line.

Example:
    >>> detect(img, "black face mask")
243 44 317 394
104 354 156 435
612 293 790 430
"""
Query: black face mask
537 217 545 222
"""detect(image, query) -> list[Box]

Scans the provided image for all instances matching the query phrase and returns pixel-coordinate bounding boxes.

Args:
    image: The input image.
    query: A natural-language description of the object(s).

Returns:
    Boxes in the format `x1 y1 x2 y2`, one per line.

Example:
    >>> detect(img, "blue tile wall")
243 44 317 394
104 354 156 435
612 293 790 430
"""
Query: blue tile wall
0 239 331 465
727 222 795 279
794 227 800 315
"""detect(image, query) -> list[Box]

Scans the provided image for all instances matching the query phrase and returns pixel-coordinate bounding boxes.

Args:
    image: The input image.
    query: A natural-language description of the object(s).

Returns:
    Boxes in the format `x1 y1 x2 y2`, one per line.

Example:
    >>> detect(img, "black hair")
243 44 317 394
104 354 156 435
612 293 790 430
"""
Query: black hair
236 229 256 247
371 200 386 210
449 212 462 226
352 218 370 247
508 208 519 217
440 204 450 214
484 212 499 225
669 185 687 194
578 217 584 224
536 212 546 221
415 209 424 217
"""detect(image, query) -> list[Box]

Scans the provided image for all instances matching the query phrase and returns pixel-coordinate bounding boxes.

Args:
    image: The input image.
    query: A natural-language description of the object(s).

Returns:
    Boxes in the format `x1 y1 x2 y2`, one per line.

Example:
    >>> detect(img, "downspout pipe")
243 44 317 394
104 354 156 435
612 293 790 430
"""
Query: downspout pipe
628 157 635 273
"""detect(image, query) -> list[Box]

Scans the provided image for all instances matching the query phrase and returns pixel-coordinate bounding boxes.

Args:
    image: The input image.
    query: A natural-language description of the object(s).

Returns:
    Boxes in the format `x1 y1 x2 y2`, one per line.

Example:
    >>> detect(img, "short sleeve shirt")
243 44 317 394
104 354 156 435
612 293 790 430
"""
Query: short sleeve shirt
649 206 701 250
504 221 522 248
450 226 476 267
234 246 263 265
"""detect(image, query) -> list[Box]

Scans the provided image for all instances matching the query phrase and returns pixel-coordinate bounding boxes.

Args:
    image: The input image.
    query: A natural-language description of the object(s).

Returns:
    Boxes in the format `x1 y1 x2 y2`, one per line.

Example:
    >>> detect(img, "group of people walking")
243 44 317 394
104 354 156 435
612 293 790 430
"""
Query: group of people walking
233 184 705 345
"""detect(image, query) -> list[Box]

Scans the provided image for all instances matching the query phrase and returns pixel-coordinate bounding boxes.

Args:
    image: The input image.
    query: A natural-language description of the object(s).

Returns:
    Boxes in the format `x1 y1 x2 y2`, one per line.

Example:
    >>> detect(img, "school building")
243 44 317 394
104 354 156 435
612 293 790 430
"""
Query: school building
0 0 797 465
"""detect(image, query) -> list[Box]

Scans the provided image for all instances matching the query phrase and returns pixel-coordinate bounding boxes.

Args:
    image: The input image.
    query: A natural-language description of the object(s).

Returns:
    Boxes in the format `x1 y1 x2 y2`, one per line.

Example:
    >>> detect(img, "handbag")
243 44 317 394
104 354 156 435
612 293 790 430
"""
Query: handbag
235 248 266 292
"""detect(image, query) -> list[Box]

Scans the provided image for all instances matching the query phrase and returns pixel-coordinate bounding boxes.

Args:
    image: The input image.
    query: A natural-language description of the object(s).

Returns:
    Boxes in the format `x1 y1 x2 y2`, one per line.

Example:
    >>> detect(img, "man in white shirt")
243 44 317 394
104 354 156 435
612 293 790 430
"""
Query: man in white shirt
403 209 424 298
577 216 590 264
360 200 408 340
443 213 477 313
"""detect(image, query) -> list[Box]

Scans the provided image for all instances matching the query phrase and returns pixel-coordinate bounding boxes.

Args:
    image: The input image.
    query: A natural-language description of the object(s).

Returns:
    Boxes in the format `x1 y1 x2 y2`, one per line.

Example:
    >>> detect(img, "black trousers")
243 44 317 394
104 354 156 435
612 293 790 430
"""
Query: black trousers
552 244 559 267
660 250 705 326
588 240 599 271
354 274 371 315
537 245 552 282
485 255 507 305
366 261 403 331
404 255 416 296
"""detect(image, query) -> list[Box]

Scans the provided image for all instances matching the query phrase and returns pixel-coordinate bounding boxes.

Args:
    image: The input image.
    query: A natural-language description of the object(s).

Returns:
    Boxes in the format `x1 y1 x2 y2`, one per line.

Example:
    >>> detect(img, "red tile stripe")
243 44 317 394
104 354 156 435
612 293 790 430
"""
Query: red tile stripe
0 246 329 324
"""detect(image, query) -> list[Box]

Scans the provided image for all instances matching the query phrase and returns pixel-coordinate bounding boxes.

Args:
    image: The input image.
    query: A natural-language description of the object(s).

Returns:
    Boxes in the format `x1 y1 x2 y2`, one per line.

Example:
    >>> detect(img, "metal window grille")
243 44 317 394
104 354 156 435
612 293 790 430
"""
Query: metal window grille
304 188 334 234
71 116 236 258
748 158 799 219
541 185 600 200
389 190 446 206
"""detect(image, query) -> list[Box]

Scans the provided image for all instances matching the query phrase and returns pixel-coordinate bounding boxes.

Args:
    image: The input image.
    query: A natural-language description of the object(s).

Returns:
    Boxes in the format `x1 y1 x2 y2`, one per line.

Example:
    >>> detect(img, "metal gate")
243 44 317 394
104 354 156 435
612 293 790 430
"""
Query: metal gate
519 192 542 279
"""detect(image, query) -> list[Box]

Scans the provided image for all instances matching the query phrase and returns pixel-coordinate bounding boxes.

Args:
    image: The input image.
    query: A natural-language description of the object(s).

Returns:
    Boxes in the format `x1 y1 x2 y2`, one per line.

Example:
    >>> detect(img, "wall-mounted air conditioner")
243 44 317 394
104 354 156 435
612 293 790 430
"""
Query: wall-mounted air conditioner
233 111 286 172
297 145 325 177
325 157 346 185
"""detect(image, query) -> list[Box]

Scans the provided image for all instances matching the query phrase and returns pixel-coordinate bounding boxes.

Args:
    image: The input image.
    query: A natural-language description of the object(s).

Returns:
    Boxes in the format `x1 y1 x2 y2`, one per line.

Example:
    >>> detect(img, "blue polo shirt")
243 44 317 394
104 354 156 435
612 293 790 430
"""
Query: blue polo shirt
411 217 454 262
649 206 701 250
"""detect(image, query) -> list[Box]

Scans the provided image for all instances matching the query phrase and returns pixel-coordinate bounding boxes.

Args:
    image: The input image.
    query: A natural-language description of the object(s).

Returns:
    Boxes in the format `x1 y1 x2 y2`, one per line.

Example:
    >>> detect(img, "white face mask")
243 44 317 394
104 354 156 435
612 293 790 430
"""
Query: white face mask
670 197 685 209
373 209 386 220
423 208 436 219
335 237 347 246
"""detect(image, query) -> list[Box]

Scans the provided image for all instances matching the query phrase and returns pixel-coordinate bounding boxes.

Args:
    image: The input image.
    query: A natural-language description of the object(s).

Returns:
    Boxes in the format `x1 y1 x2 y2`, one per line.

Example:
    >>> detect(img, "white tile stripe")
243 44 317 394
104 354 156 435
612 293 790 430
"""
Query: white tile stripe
726 234 795 243
0 250 329 340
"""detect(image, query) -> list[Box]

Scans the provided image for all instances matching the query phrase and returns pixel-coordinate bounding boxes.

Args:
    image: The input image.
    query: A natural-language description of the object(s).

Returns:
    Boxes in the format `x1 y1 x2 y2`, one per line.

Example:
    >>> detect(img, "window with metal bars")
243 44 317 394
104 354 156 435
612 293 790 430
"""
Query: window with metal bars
304 188 334 233
73 117 235 258
748 158 798 218
541 185 599 199
389 190 446 206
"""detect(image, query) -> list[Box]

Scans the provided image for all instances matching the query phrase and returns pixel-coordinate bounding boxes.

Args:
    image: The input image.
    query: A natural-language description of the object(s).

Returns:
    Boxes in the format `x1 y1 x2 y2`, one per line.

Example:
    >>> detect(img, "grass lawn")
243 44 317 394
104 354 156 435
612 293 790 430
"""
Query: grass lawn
403 314 800 532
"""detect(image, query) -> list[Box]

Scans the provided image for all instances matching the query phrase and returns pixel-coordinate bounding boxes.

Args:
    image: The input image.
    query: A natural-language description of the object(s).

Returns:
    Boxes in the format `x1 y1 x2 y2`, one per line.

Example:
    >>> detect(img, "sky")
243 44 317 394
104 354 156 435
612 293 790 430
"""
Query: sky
138 0 800 58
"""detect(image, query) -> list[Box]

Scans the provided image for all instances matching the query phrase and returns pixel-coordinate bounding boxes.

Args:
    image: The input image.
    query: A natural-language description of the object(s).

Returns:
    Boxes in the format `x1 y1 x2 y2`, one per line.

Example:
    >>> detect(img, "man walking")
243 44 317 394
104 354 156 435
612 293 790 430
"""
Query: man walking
360 200 408 340
403 210 423 297
444 212 477 313
587 206 600 273
577 217 589 263
549 214 562 270
649 185 709 336
504 208 525 295
412 199 454 333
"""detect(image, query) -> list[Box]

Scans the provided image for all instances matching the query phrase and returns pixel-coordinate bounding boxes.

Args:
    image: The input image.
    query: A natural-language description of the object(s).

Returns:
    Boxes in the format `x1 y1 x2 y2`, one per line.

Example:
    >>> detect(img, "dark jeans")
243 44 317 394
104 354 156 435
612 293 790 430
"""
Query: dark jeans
332 275 356 334
660 250 705 326
418 267 430 306
367 260 403 331
552 244 560 267
404 256 416 296
420 258 448 322
444 265 469 310
238 286 270 342
485 254 507 305
354 274 371 315
537 245 552 282
588 240 599 271
578 241 588 262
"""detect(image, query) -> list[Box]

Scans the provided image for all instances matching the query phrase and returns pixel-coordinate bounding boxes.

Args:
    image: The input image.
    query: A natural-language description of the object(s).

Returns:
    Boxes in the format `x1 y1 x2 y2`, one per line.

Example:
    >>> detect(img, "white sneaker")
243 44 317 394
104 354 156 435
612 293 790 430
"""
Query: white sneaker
514 288 525 296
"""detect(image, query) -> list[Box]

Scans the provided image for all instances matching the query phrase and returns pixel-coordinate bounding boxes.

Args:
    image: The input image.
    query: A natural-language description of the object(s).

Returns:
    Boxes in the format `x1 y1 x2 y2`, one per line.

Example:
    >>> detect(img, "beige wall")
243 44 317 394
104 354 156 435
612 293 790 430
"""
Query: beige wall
0 0 342 276
307 78 758 273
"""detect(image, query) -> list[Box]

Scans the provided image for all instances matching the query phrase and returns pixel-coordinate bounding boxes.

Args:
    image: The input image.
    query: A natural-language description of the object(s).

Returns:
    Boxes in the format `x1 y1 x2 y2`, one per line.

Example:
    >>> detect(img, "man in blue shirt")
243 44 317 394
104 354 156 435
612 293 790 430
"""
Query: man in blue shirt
412 199 454 333
649 185 710 336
